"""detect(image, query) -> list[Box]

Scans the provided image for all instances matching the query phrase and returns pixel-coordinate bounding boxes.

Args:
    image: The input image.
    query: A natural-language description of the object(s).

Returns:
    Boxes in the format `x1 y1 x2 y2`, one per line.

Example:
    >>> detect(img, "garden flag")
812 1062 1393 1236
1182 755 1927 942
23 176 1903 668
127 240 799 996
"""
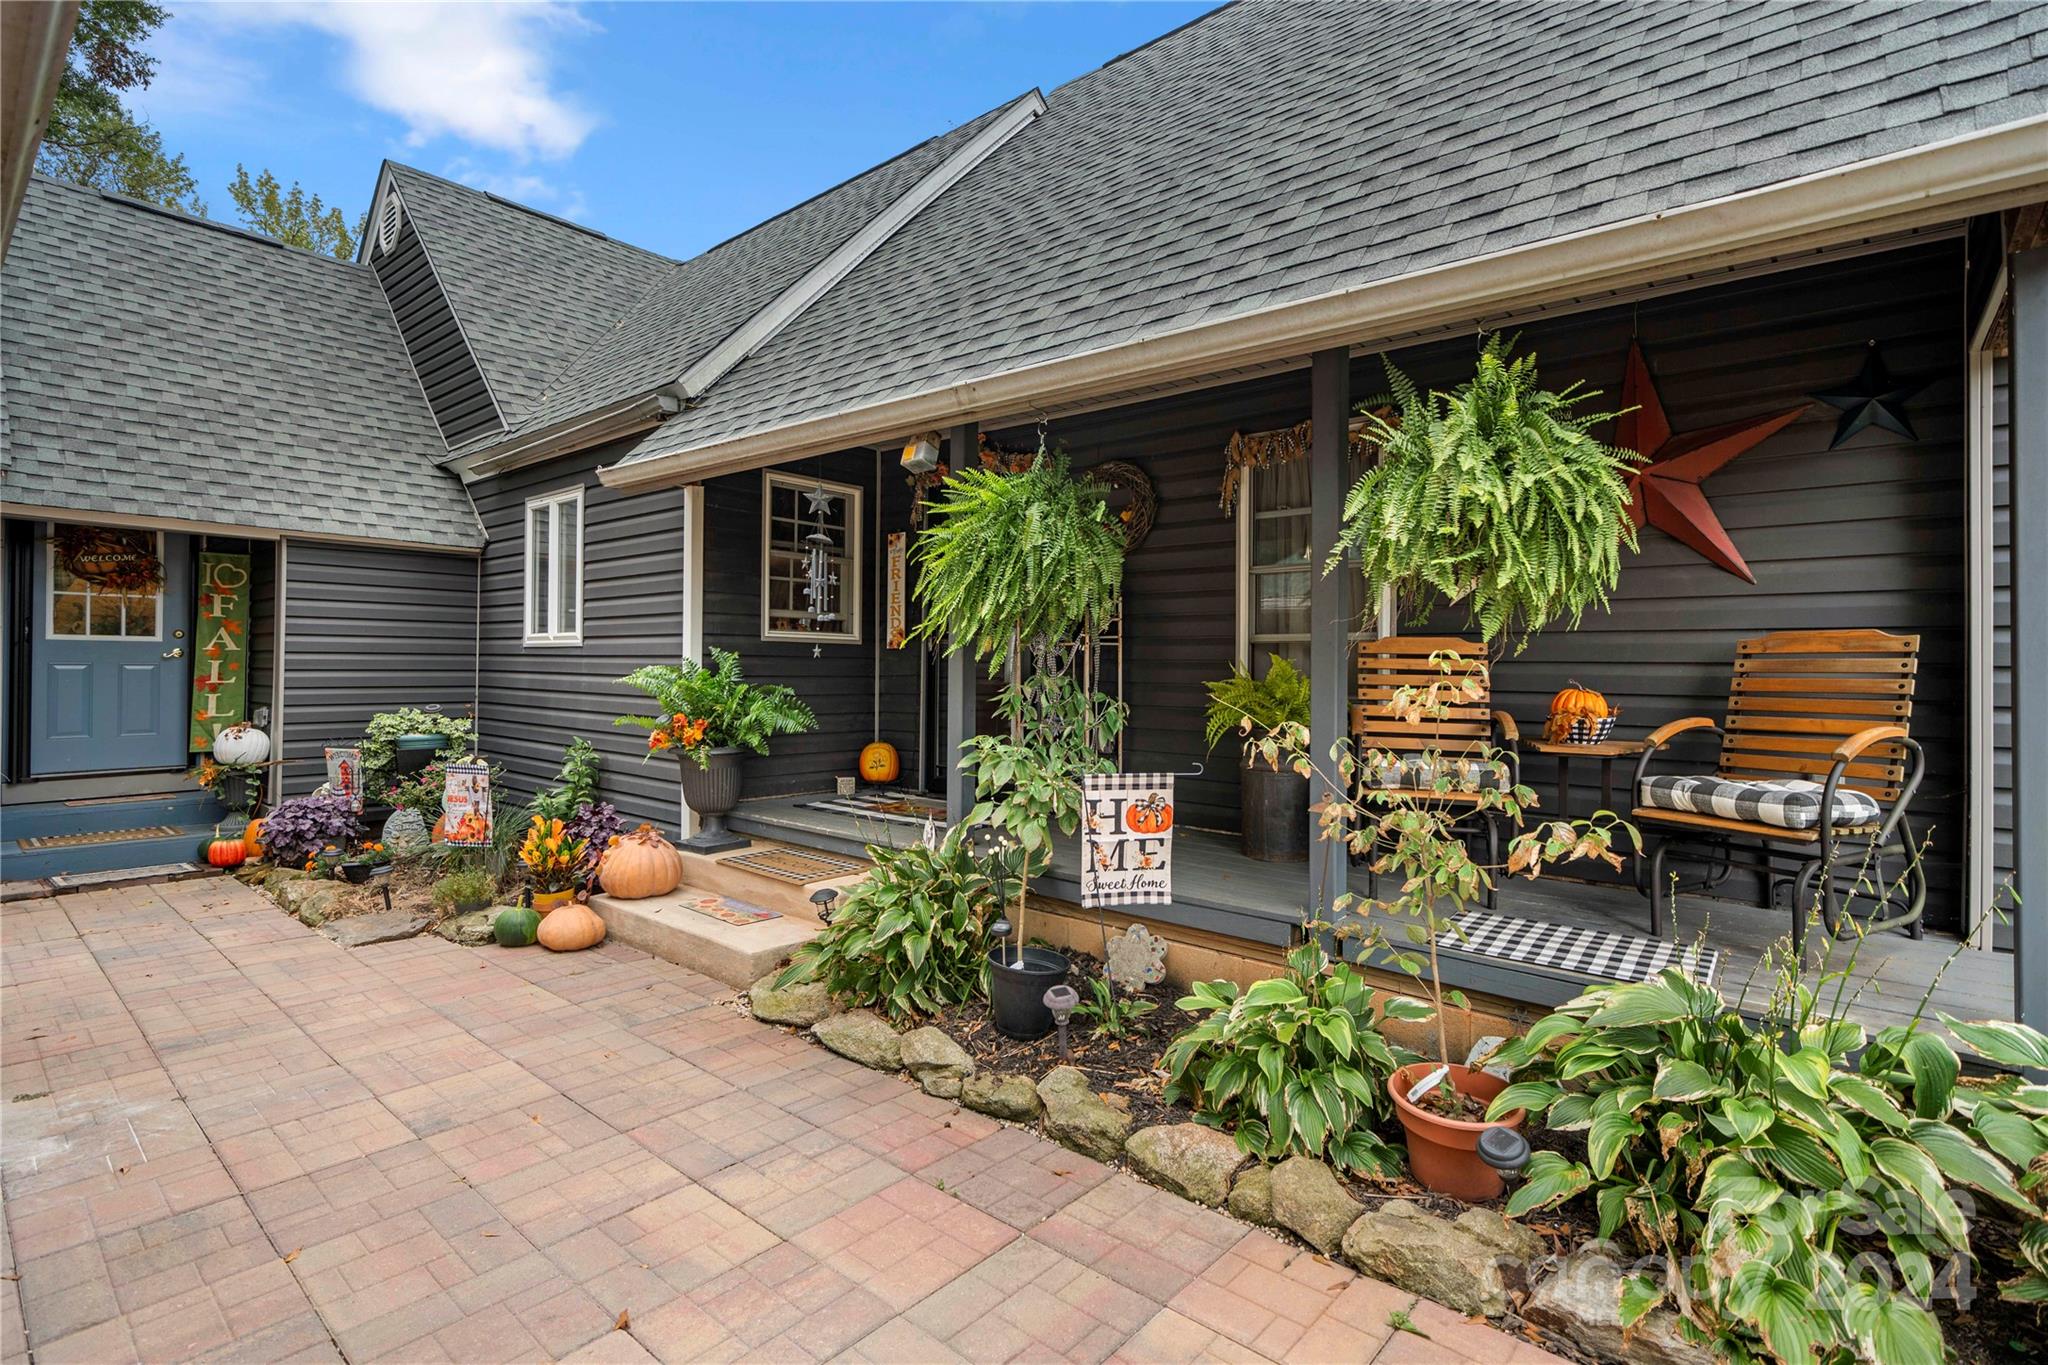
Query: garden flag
1080 772 1174 907
324 746 363 813
189 551 252 751
440 761 493 846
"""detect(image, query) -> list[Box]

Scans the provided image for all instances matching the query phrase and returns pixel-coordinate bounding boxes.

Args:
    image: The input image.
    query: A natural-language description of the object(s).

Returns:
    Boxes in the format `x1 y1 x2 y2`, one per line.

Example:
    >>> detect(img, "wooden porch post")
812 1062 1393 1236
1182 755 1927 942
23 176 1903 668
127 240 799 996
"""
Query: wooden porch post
1308 348 1351 924
944 420 979 824
2010 245 2045 1033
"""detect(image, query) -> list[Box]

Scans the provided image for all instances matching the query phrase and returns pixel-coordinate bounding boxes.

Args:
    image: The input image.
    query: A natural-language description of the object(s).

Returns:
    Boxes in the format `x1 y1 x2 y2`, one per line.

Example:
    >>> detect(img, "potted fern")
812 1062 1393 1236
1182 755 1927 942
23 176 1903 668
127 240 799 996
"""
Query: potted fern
912 446 1126 1039
1202 655 1311 861
615 648 817 853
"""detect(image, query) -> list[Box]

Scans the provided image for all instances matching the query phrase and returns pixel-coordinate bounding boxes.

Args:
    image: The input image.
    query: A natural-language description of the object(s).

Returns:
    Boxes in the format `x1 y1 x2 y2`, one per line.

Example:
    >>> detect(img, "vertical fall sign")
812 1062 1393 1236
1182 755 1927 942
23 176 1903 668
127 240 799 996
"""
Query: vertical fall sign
190 552 251 751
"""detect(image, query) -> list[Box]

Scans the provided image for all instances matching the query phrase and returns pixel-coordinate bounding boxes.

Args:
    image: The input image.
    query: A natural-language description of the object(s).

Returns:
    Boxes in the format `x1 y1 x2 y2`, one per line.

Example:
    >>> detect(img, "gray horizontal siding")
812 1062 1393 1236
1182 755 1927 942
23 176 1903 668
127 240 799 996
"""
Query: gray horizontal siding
472 440 695 835
373 209 502 446
280 540 479 797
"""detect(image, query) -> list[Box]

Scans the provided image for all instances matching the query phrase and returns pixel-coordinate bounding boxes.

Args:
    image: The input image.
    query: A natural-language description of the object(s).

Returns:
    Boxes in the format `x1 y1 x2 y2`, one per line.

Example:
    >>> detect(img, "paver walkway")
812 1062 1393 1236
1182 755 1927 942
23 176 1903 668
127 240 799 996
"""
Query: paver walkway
1 877 1564 1364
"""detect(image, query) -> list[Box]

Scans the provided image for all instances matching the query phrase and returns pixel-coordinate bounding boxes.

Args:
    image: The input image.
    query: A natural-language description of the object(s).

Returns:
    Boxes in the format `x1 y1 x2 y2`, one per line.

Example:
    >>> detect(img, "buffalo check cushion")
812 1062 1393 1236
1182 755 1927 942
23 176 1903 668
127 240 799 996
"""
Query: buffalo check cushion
1638 774 1882 831
1437 911 1720 987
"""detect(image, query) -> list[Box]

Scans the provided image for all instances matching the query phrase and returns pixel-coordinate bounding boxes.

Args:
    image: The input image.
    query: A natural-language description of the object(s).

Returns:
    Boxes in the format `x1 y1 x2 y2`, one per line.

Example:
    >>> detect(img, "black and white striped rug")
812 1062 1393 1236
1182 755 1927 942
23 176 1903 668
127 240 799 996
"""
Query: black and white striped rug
1436 910 1721 988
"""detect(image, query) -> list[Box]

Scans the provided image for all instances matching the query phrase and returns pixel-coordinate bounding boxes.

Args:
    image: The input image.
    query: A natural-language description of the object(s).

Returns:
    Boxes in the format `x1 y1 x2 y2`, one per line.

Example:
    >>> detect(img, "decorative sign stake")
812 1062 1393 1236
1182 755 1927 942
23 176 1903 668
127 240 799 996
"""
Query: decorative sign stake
886 532 908 648
439 761 493 845
1080 773 1174 907
189 551 251 752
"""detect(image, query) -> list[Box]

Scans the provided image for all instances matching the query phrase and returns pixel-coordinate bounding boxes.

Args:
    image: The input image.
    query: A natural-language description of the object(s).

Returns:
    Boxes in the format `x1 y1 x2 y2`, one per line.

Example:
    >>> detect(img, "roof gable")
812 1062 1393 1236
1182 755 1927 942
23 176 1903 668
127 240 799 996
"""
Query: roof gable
1 178 482 548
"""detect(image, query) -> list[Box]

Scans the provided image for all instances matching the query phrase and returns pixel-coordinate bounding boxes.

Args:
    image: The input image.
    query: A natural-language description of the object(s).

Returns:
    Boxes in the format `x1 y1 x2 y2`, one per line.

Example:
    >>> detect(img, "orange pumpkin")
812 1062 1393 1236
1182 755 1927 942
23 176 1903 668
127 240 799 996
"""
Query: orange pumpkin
1124 793 1173 835
858 741 900 785
537 901 607 952
243 817 266 859
598 825 683 900
1549 680 1611 720
206 837 247 868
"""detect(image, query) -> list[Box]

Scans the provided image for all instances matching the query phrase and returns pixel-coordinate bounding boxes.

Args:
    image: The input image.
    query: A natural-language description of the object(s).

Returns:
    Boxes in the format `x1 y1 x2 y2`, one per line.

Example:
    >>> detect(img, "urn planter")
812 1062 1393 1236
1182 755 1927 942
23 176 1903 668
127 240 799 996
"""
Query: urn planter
679 747 751 853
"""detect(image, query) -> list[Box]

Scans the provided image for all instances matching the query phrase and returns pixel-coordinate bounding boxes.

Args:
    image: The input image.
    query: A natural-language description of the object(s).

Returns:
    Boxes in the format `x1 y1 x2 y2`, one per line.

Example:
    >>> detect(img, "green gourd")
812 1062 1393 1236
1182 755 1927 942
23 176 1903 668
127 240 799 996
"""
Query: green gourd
493 905 541 947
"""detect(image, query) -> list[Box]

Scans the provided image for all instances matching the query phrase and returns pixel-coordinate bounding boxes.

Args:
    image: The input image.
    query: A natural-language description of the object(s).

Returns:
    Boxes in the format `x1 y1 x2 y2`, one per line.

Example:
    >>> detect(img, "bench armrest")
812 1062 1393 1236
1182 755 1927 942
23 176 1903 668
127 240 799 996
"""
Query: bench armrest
1832 724 1907 764
1643 716 1720 749
1491 710 1520 744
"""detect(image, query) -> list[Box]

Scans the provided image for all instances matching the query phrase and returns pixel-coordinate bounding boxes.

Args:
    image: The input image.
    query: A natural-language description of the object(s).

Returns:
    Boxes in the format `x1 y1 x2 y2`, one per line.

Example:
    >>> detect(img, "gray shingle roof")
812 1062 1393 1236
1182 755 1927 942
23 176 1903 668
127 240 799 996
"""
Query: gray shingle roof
382 163 677 431
614 0 2048 468
1 178 483 549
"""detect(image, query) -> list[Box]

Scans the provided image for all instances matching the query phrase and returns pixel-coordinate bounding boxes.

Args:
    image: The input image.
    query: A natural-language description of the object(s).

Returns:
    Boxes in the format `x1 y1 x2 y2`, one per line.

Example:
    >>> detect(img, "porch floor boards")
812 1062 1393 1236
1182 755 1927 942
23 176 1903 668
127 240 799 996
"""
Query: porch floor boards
728 793 2014 1035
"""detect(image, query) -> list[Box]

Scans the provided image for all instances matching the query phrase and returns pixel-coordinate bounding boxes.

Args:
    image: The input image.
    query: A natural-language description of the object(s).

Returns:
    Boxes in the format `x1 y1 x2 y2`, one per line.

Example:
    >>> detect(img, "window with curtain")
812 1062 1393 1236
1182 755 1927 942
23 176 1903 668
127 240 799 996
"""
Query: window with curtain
1241 458 1311 676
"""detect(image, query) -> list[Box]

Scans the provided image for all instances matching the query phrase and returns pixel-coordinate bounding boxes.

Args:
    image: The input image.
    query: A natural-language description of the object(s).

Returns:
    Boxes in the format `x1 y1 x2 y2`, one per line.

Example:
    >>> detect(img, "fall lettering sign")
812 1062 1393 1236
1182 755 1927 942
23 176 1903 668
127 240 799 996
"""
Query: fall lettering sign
1080 773 1174 908
189 552 252 751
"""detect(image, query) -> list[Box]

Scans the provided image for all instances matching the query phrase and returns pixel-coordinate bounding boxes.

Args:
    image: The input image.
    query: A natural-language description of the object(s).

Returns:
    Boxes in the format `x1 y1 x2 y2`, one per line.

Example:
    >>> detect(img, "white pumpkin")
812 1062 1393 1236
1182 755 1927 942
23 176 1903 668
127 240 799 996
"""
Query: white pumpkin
212 724 271 765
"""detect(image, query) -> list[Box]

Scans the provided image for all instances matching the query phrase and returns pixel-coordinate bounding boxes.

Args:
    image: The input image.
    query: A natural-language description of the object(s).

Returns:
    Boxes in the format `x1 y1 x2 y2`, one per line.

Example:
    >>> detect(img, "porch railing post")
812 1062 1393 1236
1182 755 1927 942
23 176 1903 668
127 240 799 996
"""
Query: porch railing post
1308 348 1351 931
944 420 979 825
2011 245 2045 1035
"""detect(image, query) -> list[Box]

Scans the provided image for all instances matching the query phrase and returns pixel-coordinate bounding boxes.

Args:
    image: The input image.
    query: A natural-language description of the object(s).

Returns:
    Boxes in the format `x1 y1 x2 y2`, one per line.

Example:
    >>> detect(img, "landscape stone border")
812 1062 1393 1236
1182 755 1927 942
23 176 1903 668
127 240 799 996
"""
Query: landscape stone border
758 995 1709 1365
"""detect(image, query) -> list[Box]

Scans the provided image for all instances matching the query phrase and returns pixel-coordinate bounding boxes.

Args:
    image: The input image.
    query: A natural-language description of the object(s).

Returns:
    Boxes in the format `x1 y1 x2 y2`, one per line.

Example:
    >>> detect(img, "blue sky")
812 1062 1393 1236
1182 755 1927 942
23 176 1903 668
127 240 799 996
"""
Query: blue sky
134 1 1212 259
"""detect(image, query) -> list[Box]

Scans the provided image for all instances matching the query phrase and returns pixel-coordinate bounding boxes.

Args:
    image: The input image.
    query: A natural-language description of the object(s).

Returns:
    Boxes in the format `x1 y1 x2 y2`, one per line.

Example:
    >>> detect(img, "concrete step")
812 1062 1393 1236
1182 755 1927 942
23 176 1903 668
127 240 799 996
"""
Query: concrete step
2 788 226 841
677 838 871 919
588 886 819 991
2 821 226 882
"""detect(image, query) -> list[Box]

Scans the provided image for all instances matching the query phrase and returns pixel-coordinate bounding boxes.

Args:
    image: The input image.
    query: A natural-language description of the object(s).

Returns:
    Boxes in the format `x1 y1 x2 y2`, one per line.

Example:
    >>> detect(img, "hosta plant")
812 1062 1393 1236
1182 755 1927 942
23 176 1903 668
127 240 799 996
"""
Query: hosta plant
1487 967 2048 1364
1161 940 1428 1177
775 826 1016 1023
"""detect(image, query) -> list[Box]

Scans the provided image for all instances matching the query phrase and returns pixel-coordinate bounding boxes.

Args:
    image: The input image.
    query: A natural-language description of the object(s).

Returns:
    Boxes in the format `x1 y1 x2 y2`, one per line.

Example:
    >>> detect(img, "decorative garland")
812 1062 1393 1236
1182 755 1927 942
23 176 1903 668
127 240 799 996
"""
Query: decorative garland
1217 410 1393 515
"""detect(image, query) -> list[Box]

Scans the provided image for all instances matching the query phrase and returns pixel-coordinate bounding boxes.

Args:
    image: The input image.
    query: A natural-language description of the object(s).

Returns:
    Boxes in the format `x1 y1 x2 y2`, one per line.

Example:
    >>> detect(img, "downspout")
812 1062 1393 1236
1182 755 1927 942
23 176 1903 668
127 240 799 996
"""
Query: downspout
873 448 883 745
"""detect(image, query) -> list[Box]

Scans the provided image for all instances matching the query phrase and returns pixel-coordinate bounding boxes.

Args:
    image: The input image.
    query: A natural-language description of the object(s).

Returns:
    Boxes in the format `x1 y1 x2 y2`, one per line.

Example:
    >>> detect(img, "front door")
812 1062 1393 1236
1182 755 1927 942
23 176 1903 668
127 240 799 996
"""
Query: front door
27 525 193 776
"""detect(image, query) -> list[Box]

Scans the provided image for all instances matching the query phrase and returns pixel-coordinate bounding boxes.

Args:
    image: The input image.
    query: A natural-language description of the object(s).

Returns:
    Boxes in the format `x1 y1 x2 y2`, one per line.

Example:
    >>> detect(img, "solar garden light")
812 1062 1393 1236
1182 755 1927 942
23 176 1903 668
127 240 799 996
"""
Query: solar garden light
809 886 839 925
1477 1125 1531 1187
1043 984 1080 1059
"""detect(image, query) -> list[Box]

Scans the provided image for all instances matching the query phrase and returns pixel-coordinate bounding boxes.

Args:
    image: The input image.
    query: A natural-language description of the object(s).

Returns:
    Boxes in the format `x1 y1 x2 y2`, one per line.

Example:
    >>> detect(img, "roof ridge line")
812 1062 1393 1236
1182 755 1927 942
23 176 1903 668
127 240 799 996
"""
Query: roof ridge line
32 174 373 271
380 160 680 266
672 88 1048 401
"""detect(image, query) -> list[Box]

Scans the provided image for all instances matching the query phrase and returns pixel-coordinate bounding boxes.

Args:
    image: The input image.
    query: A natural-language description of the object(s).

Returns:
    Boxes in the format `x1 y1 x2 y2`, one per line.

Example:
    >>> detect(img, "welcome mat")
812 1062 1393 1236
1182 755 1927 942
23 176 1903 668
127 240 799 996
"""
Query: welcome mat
680 894 781 926
722 846 866 884
18 825 180 850
797 789 946 828
1437 911 1722 988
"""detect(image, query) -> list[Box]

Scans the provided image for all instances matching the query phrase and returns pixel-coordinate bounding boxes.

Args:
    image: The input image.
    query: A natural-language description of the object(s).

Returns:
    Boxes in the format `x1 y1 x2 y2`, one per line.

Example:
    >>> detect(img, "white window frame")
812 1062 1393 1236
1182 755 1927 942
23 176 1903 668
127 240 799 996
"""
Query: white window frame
523 486 584 647
45 527 166 641
1234 469 1311 671
760 471 862 643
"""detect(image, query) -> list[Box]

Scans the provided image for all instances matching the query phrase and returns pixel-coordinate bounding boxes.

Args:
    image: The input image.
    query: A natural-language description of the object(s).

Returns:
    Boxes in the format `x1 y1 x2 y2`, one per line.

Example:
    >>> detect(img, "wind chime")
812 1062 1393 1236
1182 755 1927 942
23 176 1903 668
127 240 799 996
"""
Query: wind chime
801 482 839 656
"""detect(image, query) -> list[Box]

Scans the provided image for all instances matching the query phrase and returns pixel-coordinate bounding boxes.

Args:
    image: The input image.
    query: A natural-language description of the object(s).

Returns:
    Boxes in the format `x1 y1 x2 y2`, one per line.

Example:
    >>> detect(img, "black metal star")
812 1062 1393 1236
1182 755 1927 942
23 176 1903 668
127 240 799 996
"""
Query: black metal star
1810 341 1925 449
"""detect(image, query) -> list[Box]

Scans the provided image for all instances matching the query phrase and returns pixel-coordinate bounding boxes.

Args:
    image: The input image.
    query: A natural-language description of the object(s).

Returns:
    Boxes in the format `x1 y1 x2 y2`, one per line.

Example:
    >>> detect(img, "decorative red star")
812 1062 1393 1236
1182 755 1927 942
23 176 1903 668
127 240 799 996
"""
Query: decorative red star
1617 342 1808 584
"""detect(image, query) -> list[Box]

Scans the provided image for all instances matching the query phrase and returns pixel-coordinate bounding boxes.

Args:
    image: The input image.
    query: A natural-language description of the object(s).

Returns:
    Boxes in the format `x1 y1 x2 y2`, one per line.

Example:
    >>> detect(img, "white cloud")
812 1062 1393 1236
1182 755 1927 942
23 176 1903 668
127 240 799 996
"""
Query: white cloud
231 2 598 160
442 157 589 221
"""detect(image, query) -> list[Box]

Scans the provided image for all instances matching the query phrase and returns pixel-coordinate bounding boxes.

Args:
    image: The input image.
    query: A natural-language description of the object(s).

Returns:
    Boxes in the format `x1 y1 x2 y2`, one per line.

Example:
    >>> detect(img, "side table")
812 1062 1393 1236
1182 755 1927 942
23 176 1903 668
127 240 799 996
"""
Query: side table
1524 738 1648 819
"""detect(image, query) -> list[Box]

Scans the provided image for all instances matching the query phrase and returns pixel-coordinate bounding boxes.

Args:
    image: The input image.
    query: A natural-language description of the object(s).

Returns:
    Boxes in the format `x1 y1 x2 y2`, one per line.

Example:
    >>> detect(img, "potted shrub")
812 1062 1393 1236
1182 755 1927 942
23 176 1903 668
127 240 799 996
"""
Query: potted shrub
911 448 1127 1040
615 649 816 853
1203 654 1311 862
432 866 497 915
360 706 476 791
518 814 587 913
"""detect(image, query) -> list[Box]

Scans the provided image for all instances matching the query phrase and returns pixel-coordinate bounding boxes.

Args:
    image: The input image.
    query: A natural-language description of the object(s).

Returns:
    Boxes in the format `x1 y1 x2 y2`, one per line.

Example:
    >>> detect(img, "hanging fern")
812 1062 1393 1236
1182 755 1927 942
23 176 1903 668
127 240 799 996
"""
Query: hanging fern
1332 335 1642 651
909 447 1125 672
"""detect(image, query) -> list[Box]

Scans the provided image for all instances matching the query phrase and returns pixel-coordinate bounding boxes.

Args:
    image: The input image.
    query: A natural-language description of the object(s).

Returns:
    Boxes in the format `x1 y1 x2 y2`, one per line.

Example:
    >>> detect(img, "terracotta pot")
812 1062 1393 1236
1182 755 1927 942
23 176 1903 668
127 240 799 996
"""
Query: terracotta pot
532 888 576 915
1390 1063 1524 1200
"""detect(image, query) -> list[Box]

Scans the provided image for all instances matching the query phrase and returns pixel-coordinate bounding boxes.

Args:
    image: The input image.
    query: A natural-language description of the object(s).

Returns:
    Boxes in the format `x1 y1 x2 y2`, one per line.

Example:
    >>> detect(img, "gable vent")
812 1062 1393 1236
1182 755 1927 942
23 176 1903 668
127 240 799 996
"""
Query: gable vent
375 189 403 258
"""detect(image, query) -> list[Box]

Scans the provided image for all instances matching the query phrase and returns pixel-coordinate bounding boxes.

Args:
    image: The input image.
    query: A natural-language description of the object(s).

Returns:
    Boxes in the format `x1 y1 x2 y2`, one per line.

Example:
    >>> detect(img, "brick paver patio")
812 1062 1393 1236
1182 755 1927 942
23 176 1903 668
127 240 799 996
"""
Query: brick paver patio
1 877 1565 1364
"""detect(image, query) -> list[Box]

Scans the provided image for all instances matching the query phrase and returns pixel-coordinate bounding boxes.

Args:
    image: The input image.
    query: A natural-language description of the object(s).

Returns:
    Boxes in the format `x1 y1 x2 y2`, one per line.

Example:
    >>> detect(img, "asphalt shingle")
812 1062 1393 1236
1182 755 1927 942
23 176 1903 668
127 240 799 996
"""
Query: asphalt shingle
1 179 481 549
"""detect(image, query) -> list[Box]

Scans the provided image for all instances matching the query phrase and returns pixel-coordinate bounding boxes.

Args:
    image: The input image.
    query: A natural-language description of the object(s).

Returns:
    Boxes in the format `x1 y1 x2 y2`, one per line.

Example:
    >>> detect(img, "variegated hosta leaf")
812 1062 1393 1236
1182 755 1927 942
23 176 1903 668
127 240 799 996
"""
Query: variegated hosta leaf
1832 1073 1911 1133
1897 1031 1958 1120
1840 1282 1945 1365
1587 1108 1644 1181
1907 1119 2034 1214
1868 1136 1969 1247
1618 1272 1663 1328
1505 1150 1591 1218
1940 1014 2048 1071
1700 1154 1783 1217
1652 1057 1725 1103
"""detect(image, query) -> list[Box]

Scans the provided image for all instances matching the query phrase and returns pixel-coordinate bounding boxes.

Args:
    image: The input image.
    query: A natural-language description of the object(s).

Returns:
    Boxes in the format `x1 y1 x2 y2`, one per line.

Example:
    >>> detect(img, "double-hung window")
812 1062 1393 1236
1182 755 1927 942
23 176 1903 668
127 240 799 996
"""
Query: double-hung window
761 471 861 642
1236 460 1311 676
524 487 583 646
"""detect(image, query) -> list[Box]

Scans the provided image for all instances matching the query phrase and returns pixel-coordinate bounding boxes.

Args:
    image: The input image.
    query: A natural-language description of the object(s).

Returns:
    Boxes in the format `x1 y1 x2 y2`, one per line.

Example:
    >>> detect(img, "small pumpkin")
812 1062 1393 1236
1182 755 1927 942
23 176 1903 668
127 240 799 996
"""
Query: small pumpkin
243 817 265 859
598 825 683 900
858 741 900 785
493 905 541 947
205 836 247 868
1123 793 1173 835
537 901 607 952
1546 680 1614 741
211 723 270 765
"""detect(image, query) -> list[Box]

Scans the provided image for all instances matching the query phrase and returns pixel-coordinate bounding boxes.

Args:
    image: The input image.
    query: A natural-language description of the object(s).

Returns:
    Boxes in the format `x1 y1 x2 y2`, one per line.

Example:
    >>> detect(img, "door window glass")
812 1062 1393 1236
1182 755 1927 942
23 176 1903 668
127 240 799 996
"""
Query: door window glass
47 536 164 639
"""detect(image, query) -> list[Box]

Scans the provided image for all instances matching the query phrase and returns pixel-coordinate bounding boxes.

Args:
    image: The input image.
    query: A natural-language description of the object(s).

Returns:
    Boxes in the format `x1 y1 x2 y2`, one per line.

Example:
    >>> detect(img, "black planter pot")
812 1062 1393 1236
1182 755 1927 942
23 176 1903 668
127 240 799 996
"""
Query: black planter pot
987 946 1070 1040
338 861 377 884
679 747 750 854
1240 759 1310 862
392 736 442 776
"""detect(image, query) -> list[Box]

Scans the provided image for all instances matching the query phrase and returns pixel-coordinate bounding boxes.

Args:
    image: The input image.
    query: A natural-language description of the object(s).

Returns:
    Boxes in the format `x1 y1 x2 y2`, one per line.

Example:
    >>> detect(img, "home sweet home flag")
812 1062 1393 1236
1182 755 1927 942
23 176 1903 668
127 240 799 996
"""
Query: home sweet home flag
1080 773 1174 907
189 551 251 751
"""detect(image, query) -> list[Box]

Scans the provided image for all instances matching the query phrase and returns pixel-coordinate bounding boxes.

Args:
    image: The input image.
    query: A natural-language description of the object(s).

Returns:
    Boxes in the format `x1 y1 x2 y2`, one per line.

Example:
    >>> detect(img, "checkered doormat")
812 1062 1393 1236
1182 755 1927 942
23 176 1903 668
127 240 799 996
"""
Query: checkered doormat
721 846 866 884
1437 911 1722 988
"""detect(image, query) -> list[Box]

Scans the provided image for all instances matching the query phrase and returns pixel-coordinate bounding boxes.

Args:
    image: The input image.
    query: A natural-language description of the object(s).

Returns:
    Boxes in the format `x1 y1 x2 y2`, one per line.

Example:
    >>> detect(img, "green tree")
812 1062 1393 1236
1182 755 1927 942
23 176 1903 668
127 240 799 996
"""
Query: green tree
227 166 368 259
35 1 205 215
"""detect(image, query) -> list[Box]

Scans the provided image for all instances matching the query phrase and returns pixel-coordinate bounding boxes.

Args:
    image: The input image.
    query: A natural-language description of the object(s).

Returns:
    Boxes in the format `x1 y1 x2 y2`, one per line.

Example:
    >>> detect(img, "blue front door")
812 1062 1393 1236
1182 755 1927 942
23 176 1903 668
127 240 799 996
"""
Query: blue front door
28 526 194 776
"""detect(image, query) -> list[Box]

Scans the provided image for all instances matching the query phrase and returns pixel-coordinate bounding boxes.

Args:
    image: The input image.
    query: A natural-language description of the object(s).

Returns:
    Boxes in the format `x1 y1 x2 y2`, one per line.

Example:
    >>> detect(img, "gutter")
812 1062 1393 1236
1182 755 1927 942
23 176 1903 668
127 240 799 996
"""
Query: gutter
457 391 681 481
601 113 2048 491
